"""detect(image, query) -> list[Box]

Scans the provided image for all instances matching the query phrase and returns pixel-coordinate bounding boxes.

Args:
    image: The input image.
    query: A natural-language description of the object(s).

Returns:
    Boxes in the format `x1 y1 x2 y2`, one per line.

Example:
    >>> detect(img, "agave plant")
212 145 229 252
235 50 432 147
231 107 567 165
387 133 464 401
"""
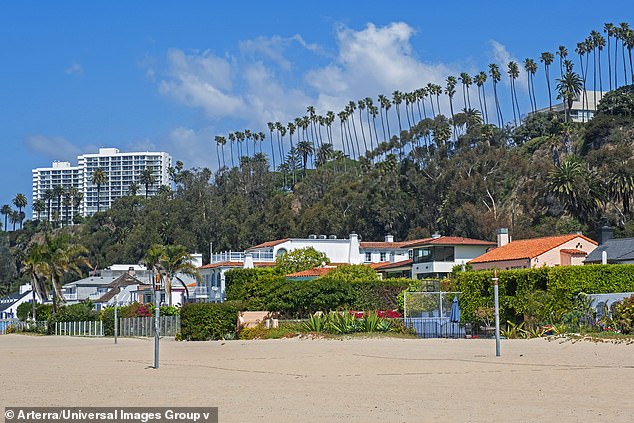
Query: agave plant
303 313 328 332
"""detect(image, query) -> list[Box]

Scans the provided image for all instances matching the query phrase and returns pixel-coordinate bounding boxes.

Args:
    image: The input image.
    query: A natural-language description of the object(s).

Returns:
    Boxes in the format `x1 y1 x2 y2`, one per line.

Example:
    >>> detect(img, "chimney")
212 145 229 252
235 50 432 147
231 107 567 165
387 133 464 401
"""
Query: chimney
599 225 614 245
348 233 362 264
385 234 394 243
496 228 509 247
432 233 441 239
127 267 136 277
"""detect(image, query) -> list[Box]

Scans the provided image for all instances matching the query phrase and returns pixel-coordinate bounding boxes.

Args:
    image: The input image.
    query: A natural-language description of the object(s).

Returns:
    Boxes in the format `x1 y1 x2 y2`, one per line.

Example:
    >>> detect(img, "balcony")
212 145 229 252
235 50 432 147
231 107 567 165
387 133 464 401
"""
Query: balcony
211 251 274 264
63 293 78 301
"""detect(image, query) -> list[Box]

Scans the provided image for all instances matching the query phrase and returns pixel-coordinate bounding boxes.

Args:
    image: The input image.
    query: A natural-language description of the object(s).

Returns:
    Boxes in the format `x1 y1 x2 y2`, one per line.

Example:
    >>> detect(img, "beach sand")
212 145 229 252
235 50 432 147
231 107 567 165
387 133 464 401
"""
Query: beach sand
1 334 633 422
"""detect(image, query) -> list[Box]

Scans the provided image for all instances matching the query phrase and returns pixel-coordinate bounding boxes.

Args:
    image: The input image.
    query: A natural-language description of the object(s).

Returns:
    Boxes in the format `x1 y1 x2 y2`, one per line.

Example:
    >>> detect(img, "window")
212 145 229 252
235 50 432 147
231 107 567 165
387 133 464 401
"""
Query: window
365 252 372 262
380 252 386 262
413 246 455 263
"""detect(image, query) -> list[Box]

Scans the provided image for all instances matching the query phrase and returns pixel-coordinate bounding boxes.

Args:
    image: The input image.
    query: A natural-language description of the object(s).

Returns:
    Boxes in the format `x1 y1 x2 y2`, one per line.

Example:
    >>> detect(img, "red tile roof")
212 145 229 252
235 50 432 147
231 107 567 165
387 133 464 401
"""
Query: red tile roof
470 234 597 264
406 236 496 248
373 259 413 270
286 266 337 278
246 238 289 250
560 249 588 255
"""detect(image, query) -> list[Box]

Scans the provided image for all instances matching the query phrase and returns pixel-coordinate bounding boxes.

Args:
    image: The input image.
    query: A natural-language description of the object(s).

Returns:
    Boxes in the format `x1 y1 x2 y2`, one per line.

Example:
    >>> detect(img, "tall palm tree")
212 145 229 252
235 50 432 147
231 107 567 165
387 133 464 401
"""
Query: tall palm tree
140 166 155 199
575 41 589 122
507 61 521 126
540 51 555 111
91 168 108 213
363 98 375 151
40 234 88 315
228 132 236 168
275 122 286 164
296 140 314 176
156 244 201 306
594 31 606 100
12 194 27 229
459 73 473 110
357 99 368 153
556 70 584 122
488 63 504 127
214 135 225 171
316 143 334 166
9 210 19 231
62 188 72 227
605 23 615 90
21 243 48 321
445 76 458 139
43 188 54 222
1 204 11 231
425 83 436 117
557 45 568 78
474 72 488 124
52 185 64 226
619 23 631 85
33 199 46 222
378 94 392 140
71 189 83 224
524 58 538 113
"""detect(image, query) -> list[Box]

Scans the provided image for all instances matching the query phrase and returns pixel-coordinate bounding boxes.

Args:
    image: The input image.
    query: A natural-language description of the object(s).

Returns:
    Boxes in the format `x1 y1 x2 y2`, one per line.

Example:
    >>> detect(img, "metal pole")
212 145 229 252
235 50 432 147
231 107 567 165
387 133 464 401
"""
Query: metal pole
493 272 501 357
114 294 118 344
154 272 160 369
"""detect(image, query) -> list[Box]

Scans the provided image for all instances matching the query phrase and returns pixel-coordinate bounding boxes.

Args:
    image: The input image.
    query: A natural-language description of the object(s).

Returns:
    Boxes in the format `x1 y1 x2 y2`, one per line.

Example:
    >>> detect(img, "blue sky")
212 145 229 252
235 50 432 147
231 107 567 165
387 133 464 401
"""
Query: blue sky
0 1 632 210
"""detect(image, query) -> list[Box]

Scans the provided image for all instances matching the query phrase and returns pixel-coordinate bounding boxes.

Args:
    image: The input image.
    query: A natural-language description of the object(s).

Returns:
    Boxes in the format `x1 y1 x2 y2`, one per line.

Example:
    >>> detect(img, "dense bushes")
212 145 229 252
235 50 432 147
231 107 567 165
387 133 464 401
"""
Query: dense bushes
17 302 52 321
180 301 241 341
227 266 411 318
455 265 634 325
225 268 280 301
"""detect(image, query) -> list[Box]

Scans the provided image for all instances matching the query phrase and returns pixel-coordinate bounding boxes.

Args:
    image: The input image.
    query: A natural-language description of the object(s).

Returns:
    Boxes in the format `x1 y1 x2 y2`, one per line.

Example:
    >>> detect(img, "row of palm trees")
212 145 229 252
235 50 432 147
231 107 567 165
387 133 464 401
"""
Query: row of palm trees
212 22 633 173
1 194 27 231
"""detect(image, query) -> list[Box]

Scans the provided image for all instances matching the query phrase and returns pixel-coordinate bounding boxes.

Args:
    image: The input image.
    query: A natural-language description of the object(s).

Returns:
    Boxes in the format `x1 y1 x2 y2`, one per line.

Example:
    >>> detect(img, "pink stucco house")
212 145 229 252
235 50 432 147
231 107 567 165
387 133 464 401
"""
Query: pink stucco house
470 230 598 271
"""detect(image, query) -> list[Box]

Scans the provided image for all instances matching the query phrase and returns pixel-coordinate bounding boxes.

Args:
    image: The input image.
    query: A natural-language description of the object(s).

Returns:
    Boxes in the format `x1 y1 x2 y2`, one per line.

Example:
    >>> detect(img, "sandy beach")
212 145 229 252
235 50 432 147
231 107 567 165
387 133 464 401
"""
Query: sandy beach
1 334 633 422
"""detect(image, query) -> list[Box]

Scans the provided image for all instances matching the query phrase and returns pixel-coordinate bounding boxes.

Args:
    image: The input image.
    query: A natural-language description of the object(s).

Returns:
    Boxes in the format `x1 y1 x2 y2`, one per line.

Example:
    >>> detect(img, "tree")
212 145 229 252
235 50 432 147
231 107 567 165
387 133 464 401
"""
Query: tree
1 204 11 232
71 189 83 223
9 210 19 231
274 247 330 275
33 199 46 222
507 61 521 126
556 70 584 122
147 244 200 306
91 168 108 213
21 244 48 321
40 234 88 315
474 72 488 124
488 63 504 127
140 166 156 199
523 58 538 113
12 194 27 229
540 51 555 111
52 185 64 227
605 23 615 90
43 189 54 222
296 140 314 176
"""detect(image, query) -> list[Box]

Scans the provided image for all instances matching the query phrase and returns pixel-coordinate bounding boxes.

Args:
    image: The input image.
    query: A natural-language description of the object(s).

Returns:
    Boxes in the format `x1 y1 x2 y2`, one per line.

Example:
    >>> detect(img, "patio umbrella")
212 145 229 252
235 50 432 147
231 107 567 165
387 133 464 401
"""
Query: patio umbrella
449 296 461 337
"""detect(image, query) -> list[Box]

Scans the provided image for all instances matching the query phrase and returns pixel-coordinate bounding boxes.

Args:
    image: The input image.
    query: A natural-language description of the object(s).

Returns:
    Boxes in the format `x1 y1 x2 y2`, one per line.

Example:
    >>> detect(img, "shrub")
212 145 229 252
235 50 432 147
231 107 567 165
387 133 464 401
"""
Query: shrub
225 268 280 301
612 294 634 334
180 301 242 341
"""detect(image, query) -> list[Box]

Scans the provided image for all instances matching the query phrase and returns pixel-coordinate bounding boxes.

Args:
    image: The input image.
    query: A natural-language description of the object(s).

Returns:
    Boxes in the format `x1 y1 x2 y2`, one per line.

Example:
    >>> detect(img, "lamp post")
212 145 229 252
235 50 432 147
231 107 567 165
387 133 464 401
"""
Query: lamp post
154 271 161 369
492 270 501 357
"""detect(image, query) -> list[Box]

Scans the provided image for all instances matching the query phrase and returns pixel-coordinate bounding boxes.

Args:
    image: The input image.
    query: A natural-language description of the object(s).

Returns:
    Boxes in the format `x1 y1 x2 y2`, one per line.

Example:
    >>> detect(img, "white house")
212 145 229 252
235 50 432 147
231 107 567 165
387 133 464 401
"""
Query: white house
0 284 41 319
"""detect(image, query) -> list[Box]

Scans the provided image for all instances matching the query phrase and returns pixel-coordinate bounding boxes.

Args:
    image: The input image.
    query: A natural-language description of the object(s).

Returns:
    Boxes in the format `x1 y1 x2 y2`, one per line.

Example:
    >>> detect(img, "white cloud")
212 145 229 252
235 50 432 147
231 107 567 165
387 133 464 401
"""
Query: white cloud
65 62 83 75
239 34 323 71
490 40 528 90
158 49 244 118
24 135 95 162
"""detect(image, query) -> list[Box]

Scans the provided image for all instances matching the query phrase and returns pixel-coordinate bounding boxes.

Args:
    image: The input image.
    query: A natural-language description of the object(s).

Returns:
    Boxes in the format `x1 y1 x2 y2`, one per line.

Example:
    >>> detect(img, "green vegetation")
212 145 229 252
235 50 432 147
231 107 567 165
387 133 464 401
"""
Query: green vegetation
275 247 329 274
180 302 241 341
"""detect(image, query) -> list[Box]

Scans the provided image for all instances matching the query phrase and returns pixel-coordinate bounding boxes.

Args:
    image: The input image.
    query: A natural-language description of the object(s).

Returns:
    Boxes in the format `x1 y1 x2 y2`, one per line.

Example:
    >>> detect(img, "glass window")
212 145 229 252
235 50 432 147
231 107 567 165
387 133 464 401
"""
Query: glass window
365 252 372 263
413 246 455 263
380 252 386 261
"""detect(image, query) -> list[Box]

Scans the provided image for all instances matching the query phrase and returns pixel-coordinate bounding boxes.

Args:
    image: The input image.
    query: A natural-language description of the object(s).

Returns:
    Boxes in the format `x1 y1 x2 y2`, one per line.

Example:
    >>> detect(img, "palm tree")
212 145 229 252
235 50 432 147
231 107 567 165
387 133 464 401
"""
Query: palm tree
91 168 108 213
593 31 606 100
524 58 538 113
140 166 155 199
459 72 473 110
445 76 458 139
228 132 236 168
62 188 72 227
9 210 19 231
609 160 634 219
540 51 555 111
40 234 88 315
128 183 140 196
357 99 368 153
605 23 615 90
619 23 631 85
296 140 314 176
556 70 584 122
575 41 589 122
21 244 48 321
43 189 54 222
557 45 568 78
316 143 334 166
214 135 225 171
507 61 521 126
474 72 488 124
158 244 201 306
488 63 504 127
12 194 27 229
1 204 11 231
33 199 46 222
378 94 391 140
71 189 83 223
52 185 64 227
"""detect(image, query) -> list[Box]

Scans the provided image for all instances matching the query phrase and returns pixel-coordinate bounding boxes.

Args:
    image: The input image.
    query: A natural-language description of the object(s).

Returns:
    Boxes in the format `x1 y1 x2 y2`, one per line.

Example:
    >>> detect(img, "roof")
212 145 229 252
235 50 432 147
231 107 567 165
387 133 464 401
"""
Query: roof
360 241 416 249
585 238 634 263
406 236 496 248
560 249 588 255
246 238 289 250
0 291 30 312
470 234 598 264
96 273 147 303
372 259 413 270
62 275 119 288
286 266 337 278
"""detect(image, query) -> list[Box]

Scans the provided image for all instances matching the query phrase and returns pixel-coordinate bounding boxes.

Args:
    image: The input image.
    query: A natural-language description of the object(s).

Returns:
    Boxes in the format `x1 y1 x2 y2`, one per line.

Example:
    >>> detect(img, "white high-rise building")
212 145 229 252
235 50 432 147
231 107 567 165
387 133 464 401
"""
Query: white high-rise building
32 148 172 220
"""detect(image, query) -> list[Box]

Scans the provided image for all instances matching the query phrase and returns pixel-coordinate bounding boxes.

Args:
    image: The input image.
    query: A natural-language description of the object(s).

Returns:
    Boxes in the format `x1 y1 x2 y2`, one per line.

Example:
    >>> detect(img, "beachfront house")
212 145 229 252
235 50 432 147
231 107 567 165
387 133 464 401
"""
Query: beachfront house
584 226 634 265
0 285 41 319
470 229 598 271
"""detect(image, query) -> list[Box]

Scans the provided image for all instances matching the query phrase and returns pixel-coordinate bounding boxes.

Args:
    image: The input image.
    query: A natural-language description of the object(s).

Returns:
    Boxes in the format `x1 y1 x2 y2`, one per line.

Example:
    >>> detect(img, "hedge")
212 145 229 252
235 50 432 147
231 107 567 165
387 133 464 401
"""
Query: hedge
225 268 280 301
227 268 412 318
180 301 242 341
454 264 634 324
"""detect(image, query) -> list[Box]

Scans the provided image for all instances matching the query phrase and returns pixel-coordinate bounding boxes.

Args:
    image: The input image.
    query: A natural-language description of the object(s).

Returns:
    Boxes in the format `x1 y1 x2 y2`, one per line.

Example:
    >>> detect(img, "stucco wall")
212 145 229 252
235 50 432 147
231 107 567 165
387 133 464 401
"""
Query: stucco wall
471 258 530 271
532 237 597 267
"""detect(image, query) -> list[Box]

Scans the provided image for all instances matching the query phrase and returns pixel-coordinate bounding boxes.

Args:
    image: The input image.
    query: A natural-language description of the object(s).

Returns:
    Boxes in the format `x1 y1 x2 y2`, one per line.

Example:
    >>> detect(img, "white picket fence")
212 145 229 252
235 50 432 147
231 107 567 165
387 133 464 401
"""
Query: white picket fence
0 319 48 334
55 320 104 336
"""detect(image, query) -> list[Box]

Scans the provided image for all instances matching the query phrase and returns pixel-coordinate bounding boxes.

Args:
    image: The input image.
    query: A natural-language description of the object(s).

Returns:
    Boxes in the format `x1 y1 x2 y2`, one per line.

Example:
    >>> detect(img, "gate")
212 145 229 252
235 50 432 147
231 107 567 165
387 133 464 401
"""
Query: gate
403 291 465 338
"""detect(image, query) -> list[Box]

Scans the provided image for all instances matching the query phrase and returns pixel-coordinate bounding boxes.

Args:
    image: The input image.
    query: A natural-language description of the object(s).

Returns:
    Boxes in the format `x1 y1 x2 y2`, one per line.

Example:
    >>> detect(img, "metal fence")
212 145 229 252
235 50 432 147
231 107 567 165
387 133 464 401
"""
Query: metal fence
0 319 48 334
403 291 465 338
118 316 180 337
55 320 104 336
